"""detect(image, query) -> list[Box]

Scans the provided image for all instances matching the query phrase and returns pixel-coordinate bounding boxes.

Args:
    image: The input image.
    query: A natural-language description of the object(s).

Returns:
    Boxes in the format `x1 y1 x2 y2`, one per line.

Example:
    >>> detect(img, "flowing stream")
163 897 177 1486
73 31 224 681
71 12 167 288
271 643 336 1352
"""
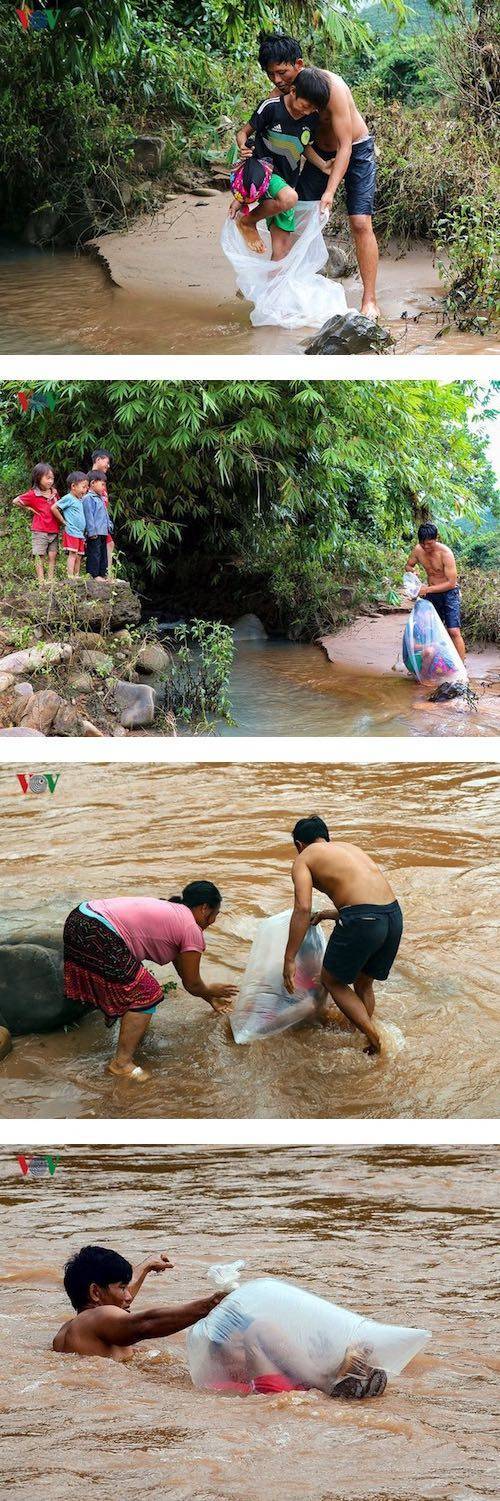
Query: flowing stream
0 1145 498 1501
0 762 498 1118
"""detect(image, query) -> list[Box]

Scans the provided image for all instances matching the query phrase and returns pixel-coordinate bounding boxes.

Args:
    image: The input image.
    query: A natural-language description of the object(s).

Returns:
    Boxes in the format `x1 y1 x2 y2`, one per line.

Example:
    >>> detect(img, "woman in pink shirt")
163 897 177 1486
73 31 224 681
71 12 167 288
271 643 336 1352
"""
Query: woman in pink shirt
63 882 237 1079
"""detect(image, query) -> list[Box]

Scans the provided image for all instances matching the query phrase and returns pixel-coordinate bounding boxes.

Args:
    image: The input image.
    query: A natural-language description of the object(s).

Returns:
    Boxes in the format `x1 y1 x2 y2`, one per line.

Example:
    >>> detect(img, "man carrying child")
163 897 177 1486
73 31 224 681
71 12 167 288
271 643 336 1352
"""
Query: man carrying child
232 68 330 261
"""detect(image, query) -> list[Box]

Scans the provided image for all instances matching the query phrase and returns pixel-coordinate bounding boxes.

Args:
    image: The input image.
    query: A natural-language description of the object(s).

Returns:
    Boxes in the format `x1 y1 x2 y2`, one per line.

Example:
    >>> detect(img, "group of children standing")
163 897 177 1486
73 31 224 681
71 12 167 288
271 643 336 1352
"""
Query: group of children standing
12 449 114 584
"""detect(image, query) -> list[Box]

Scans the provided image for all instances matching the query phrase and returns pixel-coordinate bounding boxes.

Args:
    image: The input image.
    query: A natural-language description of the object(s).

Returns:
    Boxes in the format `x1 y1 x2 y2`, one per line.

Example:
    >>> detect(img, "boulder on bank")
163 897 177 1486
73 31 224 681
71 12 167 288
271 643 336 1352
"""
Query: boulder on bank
24 205 62 245
136 640 171 675
0 642 72 677
80 649 114 675
305 312 393 355
7 579 141 633
0 941 86 1034
232 614 268 641
0 726 46 736
131 135 165 172
19 689 64 734
113 680 156 728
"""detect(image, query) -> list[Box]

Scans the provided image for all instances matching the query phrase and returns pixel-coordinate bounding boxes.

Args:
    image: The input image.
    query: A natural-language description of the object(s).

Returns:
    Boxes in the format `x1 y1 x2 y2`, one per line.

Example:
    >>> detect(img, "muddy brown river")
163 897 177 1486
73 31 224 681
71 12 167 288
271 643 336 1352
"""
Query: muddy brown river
0 229 496 355
0 1145 498 1501
0 762 498 1118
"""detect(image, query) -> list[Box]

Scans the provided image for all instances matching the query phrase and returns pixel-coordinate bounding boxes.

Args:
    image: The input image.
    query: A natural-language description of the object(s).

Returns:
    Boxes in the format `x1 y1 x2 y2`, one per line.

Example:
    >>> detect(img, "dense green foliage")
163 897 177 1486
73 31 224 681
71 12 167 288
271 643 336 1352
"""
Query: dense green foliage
0 380 497 637
0 0 497 327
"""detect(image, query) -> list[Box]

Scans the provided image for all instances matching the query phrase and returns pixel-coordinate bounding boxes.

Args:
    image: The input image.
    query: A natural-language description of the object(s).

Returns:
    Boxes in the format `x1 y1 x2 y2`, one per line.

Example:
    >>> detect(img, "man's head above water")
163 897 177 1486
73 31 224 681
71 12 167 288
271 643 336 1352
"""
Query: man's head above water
258 31 305 93
64 1244 133 1312
292 815 330 852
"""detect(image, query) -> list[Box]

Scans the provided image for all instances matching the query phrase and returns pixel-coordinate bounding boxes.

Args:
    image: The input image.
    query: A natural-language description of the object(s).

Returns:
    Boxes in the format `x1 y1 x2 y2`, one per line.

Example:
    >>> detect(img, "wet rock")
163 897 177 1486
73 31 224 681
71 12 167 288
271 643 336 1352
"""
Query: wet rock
24 205 62 246
131 135 165 173
0 1025 12 1060
305 312 393 356
0 942 85 1033
0 726 46 736
19 689 63 733
232 614 268 641
52 703 84 736
80 649 114 675
113 680 156 728
325 246 351 278
0 673 15 692
136 640 171 674
0 642 72 676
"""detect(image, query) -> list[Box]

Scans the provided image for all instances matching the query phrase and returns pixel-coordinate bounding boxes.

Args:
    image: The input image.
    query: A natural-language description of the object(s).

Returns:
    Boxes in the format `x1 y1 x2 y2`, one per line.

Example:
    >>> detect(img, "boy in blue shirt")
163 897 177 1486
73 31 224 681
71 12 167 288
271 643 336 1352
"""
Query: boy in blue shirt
83 470 114 579
51 472 88 577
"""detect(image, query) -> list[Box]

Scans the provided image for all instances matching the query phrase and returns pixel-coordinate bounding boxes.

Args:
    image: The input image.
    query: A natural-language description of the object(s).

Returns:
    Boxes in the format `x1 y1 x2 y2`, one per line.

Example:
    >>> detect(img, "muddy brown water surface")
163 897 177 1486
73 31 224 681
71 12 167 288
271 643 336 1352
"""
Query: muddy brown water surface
0 763 498 1118
0 222 496 355
220 640 500 737
0 1145 498 1501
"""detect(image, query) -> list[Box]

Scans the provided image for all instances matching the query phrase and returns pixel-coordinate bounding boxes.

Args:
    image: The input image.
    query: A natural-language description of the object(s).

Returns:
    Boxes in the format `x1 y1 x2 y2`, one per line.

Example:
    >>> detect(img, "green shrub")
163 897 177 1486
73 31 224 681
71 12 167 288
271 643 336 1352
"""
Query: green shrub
460 569 500 643
436 193 500 331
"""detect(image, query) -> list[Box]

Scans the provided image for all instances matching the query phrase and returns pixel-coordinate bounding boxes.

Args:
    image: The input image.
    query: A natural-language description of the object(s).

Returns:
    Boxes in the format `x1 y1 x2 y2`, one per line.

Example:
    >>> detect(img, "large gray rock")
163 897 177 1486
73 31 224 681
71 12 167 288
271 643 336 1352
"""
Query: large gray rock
305 312 393 356
232 613 268 641
11 579 141 632
52 702 84 736
136 640 171 675
24 205 62 246
131 135 165 172
0 941 87 1037
113 680 156 728
0 673 15 692
0 643 72 676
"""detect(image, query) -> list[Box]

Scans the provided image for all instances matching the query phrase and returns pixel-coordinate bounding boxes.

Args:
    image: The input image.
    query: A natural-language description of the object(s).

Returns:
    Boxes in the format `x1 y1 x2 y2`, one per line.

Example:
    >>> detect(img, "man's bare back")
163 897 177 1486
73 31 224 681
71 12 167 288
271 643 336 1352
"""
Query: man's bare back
53 1306 134 1361
311 71 369 153
297 840 395 911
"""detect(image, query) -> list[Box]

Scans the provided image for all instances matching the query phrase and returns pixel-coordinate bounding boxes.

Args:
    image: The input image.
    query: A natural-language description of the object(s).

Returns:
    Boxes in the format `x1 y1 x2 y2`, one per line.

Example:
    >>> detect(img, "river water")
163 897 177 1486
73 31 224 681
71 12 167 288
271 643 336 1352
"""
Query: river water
220 641 500 737
0 1145 498 1501
0 237 495 356
0 762 498 1118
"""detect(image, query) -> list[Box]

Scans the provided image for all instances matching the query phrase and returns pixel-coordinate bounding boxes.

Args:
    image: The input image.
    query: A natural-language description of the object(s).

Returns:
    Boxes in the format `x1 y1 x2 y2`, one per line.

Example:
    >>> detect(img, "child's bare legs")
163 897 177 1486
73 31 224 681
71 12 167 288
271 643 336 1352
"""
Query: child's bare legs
108 1010 152 1079
66 551 78 578
74 554 82 577
47 545 57 581
321 964 381 1053
107 538 114 577
269 224 294 262
34 556 45 585
236 185 298 254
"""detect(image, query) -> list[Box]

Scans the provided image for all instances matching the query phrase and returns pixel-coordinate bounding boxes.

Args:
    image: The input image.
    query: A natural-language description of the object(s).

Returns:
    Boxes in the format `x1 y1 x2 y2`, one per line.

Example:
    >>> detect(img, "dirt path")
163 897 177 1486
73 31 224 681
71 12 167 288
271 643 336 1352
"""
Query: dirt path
94 192 498 356
319 607 500 732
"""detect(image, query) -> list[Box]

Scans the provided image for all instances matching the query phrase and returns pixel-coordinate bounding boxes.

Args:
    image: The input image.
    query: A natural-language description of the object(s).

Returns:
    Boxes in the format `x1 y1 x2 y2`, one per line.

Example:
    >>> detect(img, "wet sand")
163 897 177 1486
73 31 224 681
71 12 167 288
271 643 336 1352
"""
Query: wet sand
0 762 499 1119
0 1145 498 1501
1 199 497 354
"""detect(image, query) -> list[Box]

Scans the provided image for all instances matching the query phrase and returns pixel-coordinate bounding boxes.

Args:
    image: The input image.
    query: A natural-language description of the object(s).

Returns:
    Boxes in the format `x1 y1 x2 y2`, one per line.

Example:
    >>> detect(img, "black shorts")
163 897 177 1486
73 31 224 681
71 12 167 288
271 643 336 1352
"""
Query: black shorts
323 900 403 985
297 136 376 217
430 587 461 631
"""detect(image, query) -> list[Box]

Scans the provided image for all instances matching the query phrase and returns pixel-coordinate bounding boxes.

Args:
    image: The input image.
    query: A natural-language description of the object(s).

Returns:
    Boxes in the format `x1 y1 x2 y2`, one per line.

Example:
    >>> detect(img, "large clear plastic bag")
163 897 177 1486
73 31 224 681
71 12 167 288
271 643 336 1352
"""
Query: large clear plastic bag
187 1277 431 1391
221 203 347 329
403 598 467 685
230 909 325 1045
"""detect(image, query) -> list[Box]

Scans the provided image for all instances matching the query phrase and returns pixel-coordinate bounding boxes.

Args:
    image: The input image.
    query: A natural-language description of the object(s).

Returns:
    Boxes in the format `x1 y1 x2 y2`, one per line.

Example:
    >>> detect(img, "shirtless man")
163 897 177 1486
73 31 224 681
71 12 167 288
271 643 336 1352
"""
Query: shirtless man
256 32 379 317
53 1243 225 1361
405 521 466 661
283 815 403 1054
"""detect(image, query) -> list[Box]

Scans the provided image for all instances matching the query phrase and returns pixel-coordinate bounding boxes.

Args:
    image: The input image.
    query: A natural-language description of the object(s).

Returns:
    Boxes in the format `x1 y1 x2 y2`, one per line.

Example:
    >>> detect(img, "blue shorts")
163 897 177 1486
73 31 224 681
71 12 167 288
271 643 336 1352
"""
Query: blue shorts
430 587 461 630
323 901 403 985
297 136 376 217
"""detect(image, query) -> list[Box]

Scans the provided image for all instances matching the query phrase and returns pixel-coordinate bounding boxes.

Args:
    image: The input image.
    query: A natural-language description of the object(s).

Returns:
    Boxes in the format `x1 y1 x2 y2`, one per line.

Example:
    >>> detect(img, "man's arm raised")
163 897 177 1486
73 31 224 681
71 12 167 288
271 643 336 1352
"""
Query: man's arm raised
283 858 313 994
91 1291 226 1347
128 1251 173 1302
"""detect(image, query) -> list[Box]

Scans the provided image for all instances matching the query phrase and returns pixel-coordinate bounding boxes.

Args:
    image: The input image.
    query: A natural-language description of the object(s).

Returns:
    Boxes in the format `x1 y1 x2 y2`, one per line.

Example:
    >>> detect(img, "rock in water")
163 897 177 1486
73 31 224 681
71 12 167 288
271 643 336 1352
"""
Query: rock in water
0 943 82 1033
232 614 268 641
305 312 393 355
136 641 172 675
113 680 156 728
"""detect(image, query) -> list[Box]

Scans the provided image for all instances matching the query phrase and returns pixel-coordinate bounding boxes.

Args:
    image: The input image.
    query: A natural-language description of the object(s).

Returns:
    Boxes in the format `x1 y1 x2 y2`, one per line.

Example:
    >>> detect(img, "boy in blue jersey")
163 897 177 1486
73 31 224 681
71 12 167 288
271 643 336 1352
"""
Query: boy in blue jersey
233 68 330 260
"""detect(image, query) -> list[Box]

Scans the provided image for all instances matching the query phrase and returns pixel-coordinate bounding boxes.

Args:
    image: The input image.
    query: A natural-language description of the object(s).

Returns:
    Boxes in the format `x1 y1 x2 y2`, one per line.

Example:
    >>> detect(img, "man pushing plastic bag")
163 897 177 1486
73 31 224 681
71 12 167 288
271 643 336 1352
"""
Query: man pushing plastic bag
187 1273 431 1398
402 596 473 703
230 909 326 1044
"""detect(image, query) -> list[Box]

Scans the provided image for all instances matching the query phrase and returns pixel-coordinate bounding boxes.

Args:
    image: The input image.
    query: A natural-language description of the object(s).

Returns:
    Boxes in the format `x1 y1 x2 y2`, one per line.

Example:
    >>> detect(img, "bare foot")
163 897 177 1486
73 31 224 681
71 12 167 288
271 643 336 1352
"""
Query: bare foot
236 216 265 254
361 301 380 321
364 1040 381 1056
107 1061 150 1080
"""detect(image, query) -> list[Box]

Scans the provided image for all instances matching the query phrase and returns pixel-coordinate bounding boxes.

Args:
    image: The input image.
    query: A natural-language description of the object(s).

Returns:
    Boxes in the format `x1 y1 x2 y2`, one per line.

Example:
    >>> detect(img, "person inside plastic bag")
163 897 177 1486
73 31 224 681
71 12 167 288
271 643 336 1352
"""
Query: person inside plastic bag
405 521 466 661
283 816 403 1055
198 1306 387 1400
232 68 330 261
